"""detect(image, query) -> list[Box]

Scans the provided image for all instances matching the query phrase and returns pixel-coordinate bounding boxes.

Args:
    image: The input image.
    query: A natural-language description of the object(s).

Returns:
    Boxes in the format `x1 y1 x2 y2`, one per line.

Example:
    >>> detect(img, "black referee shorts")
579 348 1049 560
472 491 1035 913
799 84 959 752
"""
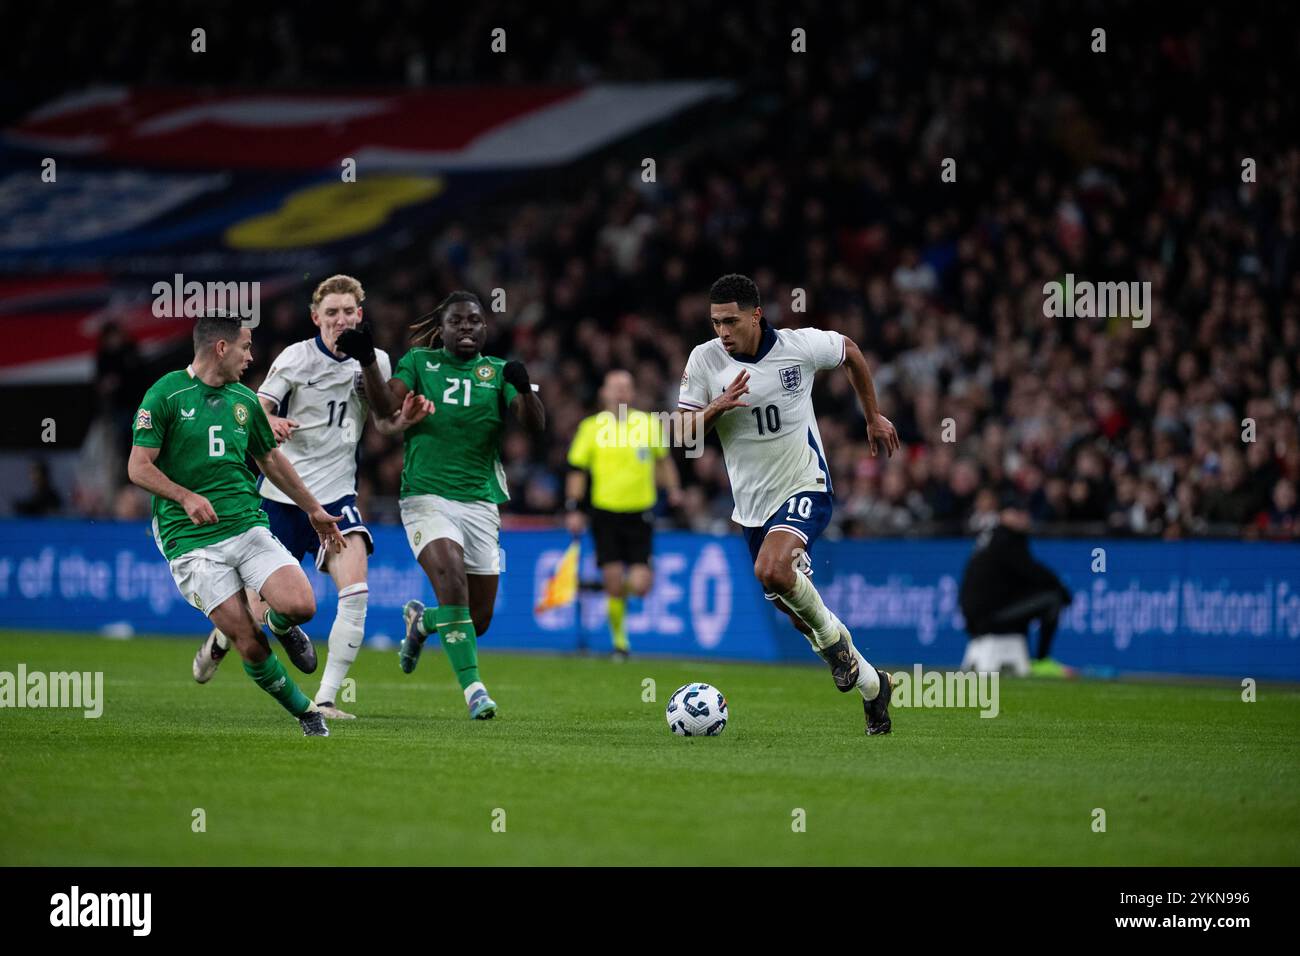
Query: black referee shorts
590 508 654 567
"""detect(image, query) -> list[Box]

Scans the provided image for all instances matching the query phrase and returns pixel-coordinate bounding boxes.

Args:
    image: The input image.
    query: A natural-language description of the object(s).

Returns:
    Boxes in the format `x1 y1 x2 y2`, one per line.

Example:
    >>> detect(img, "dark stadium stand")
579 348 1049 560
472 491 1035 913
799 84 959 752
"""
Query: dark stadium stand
3 0 1297 542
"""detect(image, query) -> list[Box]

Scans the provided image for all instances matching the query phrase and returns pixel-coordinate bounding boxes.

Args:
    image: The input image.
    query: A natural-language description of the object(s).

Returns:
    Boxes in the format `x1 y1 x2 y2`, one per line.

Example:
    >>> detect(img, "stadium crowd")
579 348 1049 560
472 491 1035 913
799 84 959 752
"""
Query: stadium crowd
15 1 1300 539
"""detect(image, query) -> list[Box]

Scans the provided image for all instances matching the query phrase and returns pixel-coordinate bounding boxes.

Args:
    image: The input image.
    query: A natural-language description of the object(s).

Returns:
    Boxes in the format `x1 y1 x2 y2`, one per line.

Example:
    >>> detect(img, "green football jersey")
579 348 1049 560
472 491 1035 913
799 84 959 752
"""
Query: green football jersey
392 347 519 503
132 366 277 560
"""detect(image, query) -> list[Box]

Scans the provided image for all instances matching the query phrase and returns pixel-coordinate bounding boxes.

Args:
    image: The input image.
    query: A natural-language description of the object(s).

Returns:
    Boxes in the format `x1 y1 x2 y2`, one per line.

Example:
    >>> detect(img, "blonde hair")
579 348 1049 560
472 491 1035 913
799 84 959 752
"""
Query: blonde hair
311 274 365 311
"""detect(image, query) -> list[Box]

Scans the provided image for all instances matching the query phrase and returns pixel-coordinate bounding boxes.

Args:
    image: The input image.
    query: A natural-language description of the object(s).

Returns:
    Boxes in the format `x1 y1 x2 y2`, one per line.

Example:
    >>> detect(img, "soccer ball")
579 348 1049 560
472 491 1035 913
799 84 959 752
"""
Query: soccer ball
666 682 728 736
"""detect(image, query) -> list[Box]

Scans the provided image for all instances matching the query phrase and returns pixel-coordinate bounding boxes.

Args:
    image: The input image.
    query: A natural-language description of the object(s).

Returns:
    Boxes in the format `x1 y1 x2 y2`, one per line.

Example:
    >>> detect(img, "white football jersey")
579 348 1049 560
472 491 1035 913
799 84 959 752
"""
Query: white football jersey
255 335 392 505
678 326 845 527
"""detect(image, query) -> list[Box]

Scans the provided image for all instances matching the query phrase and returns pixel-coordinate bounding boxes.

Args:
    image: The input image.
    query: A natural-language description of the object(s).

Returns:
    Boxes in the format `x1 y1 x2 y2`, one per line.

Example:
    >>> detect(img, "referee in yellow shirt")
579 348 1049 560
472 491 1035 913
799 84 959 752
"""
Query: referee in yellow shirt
566 369 682 660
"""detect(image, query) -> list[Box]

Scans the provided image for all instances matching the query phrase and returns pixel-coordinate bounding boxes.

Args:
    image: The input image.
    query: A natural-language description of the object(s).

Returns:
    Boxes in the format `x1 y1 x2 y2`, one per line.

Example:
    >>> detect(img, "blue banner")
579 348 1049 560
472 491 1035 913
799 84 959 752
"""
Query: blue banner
0 519 1297 678
0 519 779 661
814 539 1300 679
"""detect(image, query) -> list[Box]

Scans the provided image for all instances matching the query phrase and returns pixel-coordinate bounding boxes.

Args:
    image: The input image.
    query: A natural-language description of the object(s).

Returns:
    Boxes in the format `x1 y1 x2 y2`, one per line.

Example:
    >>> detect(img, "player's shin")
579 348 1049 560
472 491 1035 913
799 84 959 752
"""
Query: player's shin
243 654 314 716
426 605 482 697
317 583 367 705
779 572 839 650
782 574 881 699
849 646 881 700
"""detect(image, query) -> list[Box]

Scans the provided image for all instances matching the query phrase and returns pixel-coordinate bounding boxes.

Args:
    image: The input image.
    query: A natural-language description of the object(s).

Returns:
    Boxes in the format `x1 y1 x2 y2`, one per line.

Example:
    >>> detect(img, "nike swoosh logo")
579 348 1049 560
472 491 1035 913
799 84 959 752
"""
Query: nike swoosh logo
346 642 361 649
306 378 324 387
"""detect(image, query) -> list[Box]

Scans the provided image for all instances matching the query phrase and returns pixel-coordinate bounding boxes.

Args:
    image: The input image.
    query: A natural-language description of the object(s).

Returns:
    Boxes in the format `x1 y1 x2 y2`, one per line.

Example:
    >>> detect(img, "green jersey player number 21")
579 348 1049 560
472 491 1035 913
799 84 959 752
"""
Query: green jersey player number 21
386 291 546 721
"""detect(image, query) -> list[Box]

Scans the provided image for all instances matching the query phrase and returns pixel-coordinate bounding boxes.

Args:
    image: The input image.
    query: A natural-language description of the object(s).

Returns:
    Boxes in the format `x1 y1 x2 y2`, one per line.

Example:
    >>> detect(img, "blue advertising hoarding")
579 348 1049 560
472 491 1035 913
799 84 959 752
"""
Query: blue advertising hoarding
0 518 1297 679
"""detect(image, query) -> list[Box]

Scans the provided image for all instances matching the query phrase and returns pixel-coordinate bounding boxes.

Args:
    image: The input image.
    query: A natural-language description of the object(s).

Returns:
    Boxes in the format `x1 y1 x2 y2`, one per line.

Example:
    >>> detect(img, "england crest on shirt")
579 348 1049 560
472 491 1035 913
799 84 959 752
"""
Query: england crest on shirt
779 365 802 391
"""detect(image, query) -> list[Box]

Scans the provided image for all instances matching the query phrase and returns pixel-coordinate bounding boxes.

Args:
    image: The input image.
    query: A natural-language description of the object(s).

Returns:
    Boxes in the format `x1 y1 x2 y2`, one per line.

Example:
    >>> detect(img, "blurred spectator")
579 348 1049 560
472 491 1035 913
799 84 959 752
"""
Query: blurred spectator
1257 478 1299 538
1202 451 1261 526
14 460 62 516
95 321 144 447
112 485 151 521
73 413 125 517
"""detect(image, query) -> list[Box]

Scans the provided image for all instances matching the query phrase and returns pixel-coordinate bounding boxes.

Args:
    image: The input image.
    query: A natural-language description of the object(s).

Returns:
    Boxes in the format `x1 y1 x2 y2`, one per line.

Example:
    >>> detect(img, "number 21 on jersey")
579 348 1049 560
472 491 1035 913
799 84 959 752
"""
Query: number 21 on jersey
442 378 472 405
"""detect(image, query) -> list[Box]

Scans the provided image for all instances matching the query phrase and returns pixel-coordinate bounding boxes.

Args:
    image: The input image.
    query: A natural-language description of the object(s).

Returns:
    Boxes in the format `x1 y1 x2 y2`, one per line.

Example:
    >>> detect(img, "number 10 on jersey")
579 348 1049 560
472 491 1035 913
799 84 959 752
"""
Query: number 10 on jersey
752 404 781 434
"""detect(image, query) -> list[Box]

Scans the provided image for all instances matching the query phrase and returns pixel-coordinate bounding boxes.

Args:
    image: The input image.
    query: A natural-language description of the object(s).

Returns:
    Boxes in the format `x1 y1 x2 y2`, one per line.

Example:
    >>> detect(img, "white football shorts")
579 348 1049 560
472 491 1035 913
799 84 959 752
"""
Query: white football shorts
167 524 299 615
399 494 502 575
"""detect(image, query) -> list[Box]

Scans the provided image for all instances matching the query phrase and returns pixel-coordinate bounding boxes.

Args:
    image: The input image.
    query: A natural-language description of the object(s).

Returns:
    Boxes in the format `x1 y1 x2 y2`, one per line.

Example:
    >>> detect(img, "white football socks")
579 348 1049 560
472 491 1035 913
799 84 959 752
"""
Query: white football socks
316 583 367 705
781 574 881 700
780 572 841 650
851 645 881 700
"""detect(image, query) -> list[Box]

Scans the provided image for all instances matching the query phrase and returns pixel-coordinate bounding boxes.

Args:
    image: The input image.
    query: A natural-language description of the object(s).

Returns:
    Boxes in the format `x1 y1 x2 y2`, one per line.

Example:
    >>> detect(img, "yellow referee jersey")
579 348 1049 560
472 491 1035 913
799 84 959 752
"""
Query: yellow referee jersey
567 409 667 513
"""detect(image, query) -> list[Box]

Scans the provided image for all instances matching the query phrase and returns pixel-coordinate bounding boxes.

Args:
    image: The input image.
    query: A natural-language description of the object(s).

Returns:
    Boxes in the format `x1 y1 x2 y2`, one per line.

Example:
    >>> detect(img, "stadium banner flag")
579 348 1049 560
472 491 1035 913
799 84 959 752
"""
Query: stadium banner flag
0 83 733 276
534 538 580 613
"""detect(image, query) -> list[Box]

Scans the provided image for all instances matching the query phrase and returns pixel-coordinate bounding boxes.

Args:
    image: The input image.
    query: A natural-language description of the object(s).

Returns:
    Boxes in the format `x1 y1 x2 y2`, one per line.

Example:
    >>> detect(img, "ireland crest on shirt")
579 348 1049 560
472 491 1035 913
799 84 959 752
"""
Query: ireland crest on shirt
779 365 802 391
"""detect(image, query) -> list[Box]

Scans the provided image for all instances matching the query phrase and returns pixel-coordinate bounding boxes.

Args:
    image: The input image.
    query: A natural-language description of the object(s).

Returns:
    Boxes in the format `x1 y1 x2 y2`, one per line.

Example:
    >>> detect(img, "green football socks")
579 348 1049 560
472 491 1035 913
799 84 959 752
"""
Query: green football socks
264 608 295 636
424 605 481 691
243 653 312 716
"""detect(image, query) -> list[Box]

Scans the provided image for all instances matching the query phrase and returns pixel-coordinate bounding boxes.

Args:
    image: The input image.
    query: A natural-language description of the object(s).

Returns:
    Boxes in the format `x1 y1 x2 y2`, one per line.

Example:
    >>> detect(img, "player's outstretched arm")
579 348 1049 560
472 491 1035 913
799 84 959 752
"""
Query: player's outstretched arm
258 395 300 444
674 368 749 444
372 390 435 435
254 448 344 552
505 361 546 432
336 324 399 419
127 445 217 525
841 338 900 458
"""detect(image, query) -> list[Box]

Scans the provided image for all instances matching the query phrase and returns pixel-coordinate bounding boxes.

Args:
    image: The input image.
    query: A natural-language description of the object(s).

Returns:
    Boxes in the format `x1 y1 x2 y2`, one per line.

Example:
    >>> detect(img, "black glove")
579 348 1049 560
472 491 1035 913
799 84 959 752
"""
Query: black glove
503 360 531 392
336 324 376 367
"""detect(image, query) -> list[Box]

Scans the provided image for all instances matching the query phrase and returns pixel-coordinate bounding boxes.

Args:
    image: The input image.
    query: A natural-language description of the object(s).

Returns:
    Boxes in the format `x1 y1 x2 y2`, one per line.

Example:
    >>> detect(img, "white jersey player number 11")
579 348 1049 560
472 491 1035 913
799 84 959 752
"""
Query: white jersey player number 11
256 337 393 506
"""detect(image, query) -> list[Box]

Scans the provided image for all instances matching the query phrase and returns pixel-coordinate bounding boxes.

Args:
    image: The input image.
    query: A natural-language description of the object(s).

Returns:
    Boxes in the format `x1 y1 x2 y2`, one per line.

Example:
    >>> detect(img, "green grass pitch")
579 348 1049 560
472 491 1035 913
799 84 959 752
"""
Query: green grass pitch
1 630 1297 866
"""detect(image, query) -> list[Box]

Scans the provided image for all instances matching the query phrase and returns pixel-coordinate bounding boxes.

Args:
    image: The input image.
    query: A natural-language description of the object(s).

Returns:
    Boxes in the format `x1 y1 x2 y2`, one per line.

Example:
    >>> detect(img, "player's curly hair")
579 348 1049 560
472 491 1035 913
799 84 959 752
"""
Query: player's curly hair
709 273 768 328
409 290 483 347
310 274 365 311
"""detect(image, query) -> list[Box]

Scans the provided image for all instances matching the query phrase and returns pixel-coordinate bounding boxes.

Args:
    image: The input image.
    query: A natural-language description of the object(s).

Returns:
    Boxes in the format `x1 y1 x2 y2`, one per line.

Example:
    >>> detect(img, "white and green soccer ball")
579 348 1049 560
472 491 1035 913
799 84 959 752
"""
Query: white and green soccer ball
666 682 728 736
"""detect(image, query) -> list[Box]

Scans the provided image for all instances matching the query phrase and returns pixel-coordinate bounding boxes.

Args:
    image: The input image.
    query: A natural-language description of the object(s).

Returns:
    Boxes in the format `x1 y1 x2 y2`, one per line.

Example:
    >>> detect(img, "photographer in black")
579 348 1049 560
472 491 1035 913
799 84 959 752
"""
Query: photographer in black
959 503 1074 677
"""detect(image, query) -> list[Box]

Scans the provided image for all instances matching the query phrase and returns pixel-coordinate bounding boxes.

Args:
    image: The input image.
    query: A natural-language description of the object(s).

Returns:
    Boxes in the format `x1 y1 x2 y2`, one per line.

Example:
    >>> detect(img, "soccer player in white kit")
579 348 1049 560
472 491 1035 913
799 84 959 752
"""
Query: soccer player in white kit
677 274 901 734
192 275 432 719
